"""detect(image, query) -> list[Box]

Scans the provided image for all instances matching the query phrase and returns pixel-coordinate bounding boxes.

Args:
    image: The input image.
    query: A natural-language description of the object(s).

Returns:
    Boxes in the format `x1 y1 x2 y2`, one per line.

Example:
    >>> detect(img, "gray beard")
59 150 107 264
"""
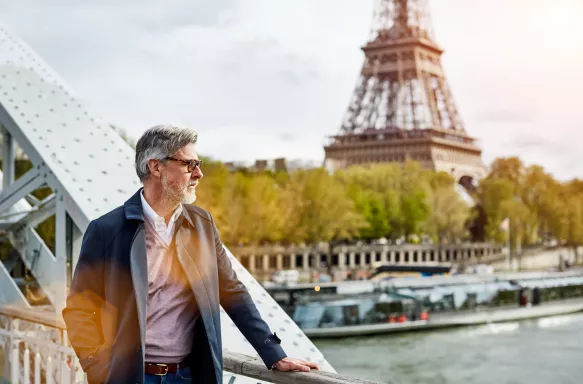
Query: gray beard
182 190 196 204
161 175 196 206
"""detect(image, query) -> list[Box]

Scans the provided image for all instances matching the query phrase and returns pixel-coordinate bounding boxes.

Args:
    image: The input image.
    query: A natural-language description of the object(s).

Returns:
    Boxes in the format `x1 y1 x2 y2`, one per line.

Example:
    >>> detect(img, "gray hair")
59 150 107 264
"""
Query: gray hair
135 125 198 182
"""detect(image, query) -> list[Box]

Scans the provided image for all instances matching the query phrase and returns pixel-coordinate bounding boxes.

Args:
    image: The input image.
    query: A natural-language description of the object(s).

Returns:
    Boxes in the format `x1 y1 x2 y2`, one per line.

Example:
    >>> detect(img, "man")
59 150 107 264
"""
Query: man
63 125 318 383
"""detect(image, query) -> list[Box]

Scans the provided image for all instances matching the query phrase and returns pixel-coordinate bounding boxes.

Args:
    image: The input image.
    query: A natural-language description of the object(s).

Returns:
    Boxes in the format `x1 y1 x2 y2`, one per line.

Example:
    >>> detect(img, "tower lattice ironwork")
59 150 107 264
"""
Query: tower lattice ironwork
324 0 485 186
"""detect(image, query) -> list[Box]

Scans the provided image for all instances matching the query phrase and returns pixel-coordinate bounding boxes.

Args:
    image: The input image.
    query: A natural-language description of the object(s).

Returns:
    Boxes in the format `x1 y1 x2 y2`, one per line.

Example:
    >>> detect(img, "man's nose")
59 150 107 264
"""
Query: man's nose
192 167 203 179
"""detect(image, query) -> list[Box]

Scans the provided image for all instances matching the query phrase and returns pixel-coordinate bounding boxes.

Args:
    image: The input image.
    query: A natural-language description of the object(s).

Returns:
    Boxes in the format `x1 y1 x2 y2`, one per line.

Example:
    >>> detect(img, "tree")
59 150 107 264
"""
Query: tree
477 178 515 243
245 173 285 244
284 168 367 245
194 158 229 214
220 172 252 245
425 185 471 244
489 157 524 185
350 186 391 241
559 182 583 264
521 165 560 243
396 162 431 239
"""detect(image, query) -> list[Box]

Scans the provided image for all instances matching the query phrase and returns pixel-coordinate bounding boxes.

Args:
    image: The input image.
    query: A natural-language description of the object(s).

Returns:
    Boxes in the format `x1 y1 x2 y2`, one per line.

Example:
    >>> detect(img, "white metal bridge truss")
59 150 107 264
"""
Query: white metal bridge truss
0 25 333 383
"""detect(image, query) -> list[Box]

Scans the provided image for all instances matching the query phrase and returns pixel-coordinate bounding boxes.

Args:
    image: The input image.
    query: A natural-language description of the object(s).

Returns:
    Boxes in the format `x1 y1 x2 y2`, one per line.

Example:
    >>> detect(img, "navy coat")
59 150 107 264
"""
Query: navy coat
62 189 286 384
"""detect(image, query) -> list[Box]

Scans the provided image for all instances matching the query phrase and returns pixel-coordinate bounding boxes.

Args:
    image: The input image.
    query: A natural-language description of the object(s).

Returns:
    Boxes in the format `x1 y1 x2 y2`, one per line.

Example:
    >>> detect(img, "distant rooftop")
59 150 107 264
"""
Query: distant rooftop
224 158 321 173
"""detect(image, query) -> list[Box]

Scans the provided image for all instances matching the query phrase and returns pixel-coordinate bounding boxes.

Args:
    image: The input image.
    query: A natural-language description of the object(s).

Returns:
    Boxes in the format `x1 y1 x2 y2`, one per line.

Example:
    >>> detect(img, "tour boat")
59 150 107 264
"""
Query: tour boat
267 271 583 338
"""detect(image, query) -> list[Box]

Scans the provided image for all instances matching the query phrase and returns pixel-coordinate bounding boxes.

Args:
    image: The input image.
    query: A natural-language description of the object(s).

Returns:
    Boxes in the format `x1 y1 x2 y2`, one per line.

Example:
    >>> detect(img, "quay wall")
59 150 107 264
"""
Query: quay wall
229 243 504 282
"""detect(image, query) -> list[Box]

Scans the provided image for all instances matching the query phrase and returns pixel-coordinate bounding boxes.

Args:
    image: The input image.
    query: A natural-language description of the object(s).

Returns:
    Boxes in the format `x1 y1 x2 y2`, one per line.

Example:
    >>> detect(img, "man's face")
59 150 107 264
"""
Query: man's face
159 143 203 205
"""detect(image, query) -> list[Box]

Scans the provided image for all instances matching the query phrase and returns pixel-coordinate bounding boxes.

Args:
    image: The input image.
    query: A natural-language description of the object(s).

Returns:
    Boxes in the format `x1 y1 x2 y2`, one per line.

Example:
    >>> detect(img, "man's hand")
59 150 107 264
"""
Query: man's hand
273 357 319 372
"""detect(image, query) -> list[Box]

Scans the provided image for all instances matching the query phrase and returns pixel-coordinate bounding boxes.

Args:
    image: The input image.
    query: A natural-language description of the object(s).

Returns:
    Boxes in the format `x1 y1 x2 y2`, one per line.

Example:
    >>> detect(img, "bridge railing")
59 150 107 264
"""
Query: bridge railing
0 305 380 384
0 305 80 384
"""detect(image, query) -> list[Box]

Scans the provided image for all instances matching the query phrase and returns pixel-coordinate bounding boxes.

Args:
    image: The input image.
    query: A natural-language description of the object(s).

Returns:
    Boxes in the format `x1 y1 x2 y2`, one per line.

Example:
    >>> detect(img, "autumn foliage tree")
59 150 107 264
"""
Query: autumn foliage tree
475 157 583 260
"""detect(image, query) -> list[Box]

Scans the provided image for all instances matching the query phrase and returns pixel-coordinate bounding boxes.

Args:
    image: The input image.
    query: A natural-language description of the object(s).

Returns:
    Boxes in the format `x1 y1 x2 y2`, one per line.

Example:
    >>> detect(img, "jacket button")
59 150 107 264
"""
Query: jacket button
88 356 95 362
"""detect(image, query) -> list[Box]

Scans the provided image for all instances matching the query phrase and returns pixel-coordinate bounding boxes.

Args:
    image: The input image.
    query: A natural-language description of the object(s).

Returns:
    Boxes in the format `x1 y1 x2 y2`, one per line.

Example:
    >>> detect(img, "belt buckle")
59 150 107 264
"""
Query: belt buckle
154 363 169 376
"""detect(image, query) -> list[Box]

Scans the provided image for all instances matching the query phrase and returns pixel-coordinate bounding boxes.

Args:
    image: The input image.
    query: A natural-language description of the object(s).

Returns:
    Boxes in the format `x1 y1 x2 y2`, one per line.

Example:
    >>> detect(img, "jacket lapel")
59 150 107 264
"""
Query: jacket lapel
129 224 148 361
175 216 221 350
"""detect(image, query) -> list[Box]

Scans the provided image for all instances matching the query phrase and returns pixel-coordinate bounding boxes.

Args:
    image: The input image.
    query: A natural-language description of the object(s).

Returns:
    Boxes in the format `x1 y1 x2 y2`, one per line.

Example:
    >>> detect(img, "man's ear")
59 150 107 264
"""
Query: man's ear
147 159 162 178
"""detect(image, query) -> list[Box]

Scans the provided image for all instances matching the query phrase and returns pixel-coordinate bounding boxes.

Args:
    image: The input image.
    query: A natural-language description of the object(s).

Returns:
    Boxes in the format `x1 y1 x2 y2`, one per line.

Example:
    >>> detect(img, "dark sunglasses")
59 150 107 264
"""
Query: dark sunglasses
164 156 203 172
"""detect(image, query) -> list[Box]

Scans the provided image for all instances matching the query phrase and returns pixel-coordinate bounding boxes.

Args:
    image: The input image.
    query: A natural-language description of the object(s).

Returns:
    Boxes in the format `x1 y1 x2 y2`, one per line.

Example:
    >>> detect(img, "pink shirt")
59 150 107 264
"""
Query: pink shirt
141 196 199 363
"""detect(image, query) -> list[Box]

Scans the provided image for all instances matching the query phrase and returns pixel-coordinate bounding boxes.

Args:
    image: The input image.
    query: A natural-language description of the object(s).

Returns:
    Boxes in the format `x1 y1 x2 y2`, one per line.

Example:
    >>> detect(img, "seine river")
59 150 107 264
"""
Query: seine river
314 313 583 384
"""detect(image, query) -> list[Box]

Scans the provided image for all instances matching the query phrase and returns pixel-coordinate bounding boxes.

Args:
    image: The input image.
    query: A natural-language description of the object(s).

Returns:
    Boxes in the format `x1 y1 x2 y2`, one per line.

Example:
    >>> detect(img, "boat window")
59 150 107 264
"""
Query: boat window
343 305 360 326
319 306 345 327
293 305 325 329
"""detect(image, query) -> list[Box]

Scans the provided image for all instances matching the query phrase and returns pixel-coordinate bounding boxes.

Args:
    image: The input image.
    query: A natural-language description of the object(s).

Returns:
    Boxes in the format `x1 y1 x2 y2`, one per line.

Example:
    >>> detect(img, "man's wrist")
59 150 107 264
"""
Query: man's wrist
270 358 283 370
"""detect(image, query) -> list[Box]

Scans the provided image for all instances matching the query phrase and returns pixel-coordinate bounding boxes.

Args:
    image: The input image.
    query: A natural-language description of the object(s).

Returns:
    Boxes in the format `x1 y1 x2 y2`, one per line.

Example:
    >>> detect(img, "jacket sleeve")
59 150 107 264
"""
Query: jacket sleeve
211 215 287 369
62 220 109 372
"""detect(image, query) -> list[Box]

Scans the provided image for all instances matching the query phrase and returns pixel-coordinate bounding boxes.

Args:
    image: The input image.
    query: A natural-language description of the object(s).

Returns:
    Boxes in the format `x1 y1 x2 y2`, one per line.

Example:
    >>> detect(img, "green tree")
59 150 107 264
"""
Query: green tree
348 186 391 241
245 173 285 244
477 178 515 243
284 168 367 245
425 176 471 244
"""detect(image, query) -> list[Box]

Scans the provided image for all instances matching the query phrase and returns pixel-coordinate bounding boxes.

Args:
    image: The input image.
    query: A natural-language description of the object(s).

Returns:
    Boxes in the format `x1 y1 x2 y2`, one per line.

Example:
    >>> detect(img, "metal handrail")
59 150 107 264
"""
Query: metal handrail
0 305 66 329
0 305 381 384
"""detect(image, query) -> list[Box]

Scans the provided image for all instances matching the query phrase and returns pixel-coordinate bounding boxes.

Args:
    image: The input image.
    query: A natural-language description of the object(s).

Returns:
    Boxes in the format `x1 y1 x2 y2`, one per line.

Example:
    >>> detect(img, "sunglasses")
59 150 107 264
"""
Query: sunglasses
164 156 203 173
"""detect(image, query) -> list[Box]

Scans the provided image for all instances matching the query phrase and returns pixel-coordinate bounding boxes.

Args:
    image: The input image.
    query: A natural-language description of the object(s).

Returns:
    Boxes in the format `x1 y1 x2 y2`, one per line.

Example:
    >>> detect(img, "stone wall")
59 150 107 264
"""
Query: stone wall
229 243 504 282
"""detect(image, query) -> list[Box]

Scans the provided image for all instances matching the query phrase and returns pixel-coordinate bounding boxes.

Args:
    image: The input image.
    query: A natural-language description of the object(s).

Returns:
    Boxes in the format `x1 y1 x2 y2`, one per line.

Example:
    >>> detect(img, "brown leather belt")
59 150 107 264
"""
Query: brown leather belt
144 362 187 376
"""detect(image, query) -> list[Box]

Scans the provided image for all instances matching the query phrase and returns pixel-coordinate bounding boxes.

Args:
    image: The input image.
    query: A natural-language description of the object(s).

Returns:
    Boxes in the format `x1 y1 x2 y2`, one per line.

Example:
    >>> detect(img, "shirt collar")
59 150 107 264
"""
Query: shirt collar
140 190 183 227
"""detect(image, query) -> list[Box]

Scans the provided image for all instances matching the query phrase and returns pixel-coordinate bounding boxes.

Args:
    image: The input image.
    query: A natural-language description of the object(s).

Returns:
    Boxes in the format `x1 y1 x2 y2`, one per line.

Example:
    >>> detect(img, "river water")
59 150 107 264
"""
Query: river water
314 313 583 384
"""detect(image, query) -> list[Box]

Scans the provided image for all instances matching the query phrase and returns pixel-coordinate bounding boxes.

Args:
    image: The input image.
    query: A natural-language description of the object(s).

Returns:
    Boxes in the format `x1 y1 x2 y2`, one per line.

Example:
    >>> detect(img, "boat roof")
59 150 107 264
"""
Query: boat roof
266 270 583 294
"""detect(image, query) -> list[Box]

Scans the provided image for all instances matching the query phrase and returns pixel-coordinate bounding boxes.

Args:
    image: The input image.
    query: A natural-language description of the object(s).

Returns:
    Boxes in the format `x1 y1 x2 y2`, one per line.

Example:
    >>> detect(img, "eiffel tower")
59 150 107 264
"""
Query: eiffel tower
324 0 486 188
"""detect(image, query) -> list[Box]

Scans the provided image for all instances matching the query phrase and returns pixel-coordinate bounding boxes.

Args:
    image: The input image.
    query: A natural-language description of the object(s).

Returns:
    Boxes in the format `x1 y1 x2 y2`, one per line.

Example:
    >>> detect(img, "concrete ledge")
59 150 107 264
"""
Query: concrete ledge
224 351 380 384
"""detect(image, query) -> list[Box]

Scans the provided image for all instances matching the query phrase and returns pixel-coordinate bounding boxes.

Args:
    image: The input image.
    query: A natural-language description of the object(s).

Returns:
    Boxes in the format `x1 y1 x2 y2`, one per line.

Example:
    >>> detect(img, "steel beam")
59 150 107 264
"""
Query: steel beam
0 261 29 307
0 167 45 214
10 226 64 311
0 194 56 230
1 125 15 189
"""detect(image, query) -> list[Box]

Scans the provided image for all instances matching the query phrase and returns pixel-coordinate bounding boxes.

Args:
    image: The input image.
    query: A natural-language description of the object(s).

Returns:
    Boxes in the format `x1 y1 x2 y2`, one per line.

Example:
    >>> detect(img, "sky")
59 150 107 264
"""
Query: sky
1 0 582 180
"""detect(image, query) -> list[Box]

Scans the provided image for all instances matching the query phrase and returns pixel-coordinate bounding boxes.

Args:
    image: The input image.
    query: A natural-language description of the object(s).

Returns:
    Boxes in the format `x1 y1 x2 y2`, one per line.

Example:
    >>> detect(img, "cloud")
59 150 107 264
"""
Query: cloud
277 132 293 141
1 0 582 181
474 109 533 124
511 136 565 152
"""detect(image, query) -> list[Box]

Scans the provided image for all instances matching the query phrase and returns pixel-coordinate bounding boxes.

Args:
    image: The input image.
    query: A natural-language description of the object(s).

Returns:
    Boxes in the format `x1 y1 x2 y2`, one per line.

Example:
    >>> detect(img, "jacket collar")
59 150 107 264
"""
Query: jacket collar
124 188 196 228
124 188 145 222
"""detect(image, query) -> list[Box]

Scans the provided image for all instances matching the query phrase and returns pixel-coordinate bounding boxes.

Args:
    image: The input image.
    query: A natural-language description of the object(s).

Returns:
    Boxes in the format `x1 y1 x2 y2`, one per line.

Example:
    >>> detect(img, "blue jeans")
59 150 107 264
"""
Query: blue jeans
144 366 193 383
